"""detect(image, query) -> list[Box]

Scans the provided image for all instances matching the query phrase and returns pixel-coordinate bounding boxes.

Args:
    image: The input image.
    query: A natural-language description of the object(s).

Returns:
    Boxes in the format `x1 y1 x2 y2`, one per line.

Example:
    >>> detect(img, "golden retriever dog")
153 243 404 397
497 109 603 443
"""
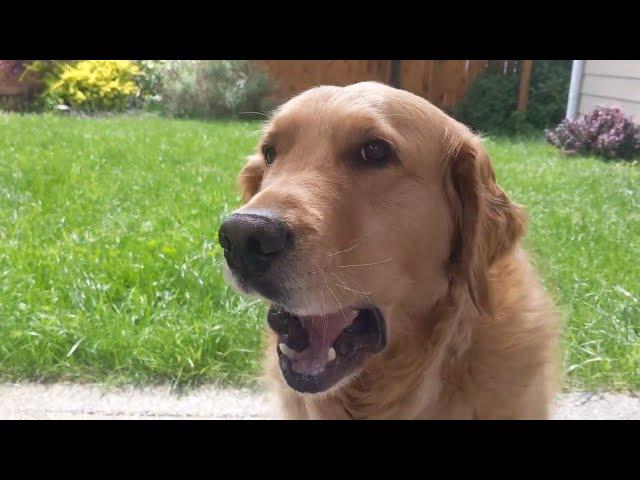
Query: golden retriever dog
218 81 561 419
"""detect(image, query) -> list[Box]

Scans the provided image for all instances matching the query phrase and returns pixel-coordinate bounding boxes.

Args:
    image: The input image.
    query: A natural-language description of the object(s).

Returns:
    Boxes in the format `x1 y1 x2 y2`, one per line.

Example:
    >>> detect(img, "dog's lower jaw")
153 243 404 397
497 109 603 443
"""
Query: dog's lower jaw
267 301 467 420
272 350 446 420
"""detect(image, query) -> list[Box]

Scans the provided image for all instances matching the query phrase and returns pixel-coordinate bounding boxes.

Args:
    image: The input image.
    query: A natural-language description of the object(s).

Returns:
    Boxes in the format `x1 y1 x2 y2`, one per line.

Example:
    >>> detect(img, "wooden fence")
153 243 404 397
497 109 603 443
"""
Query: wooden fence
1 60 531 112
254 60 527 112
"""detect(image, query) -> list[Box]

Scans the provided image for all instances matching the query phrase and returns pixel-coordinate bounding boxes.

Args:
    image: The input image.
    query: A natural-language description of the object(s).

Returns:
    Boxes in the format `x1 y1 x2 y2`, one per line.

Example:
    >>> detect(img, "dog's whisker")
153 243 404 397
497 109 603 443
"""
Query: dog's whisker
319 289 329 348
326 227 384 258
331 272 372 296
334 283 371 295
338 258 392 268
239 111 272 119
337 271 377 318
320 268 349 324
328 241 361 257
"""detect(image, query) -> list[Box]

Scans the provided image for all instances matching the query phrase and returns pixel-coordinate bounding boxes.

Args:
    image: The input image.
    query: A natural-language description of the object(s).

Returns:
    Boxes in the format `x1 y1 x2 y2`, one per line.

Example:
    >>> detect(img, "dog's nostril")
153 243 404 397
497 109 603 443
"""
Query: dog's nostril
248 232 286 257
247 236 266 257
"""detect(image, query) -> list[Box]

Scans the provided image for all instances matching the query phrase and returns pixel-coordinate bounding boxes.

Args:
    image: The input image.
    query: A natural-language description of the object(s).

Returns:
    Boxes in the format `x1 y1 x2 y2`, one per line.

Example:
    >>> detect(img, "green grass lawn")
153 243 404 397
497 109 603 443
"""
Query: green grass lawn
1 113 638 391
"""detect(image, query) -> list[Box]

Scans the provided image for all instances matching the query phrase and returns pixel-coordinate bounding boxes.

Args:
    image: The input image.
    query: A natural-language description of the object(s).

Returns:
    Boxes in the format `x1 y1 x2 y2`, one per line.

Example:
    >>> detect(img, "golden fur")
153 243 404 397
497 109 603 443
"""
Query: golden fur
233 82 561 419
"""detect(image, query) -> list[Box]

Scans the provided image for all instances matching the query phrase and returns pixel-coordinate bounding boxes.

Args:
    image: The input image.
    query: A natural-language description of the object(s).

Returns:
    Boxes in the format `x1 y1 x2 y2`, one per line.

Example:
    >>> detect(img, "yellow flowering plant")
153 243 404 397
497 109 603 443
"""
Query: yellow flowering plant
44 60 142 112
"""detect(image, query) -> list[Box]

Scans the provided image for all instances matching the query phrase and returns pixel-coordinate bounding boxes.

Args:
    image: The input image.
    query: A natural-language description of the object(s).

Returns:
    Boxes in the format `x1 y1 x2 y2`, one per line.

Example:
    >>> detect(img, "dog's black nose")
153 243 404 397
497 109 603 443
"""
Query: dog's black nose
218 213 292 276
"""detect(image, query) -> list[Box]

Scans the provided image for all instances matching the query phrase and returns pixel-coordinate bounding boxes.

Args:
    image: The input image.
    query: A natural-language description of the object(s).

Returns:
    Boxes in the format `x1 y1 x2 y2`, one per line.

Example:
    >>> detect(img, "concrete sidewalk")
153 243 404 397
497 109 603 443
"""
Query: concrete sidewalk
1 383 638 419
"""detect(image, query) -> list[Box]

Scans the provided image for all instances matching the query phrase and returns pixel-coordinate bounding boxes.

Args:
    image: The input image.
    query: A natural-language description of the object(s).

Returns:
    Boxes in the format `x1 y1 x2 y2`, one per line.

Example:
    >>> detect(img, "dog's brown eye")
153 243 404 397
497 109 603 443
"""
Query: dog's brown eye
263 146 276 165
360 140 392 164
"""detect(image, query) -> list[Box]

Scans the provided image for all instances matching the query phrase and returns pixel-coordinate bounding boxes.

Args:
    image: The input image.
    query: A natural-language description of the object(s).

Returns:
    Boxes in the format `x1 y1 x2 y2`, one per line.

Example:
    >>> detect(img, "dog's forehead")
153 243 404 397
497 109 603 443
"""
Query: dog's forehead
265 87 396 141
261 83 452 170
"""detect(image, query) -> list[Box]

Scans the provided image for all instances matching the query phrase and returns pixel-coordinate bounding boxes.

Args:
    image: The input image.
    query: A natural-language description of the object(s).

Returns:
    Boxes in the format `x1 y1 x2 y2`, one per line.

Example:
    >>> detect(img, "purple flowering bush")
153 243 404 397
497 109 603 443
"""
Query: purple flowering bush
545 107 640 160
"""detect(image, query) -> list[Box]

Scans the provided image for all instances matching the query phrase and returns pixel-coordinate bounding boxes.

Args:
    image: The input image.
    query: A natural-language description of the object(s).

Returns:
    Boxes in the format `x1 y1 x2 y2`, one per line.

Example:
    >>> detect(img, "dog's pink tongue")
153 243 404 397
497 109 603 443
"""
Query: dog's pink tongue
289 311 356 375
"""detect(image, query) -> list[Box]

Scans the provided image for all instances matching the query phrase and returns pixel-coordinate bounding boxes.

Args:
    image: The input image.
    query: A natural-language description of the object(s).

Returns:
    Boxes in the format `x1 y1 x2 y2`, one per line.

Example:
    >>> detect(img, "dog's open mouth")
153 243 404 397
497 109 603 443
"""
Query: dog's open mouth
268 305 386 393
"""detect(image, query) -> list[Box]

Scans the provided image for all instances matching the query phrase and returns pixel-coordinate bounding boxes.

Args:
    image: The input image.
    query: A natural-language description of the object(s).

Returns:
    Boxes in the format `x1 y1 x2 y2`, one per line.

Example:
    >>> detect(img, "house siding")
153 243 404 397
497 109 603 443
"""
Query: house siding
578 60 640 120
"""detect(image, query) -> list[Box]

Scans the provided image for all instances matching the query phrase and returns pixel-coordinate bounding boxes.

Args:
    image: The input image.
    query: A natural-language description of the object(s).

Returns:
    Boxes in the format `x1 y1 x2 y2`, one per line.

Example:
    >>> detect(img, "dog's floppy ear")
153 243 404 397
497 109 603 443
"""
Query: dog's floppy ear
237 153 264 203
443 128 526 315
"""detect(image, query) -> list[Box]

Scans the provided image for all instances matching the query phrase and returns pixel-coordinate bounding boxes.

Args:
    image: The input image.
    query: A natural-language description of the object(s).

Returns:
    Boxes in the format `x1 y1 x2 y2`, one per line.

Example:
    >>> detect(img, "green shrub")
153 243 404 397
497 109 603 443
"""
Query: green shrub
454 72 519 133
454 60 572 134
159 60 275 119
133 60 165 110
0 94 40 113
0 60 54 112
526 60 572 130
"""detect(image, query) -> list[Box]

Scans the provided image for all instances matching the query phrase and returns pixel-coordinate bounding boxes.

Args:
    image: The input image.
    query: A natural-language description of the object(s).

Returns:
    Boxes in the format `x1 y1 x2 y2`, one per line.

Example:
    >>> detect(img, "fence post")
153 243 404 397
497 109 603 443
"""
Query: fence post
390 61 402 88
518 60 533 112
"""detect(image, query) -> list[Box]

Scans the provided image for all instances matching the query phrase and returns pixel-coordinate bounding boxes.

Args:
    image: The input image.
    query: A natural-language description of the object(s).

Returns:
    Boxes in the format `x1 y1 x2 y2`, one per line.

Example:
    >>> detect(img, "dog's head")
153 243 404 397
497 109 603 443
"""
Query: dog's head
219 82 525 394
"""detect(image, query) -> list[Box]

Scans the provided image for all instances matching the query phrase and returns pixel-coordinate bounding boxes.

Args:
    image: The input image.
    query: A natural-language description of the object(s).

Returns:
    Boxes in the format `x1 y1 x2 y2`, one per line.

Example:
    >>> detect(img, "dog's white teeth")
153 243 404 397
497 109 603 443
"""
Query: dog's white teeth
327 347 336 363
279 343 297 358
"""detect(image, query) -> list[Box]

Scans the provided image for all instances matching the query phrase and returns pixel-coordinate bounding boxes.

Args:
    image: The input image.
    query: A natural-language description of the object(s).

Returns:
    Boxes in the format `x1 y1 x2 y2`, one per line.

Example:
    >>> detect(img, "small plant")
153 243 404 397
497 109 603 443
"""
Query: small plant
159 60 275 119
545 107 640 160
43 60 143 112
